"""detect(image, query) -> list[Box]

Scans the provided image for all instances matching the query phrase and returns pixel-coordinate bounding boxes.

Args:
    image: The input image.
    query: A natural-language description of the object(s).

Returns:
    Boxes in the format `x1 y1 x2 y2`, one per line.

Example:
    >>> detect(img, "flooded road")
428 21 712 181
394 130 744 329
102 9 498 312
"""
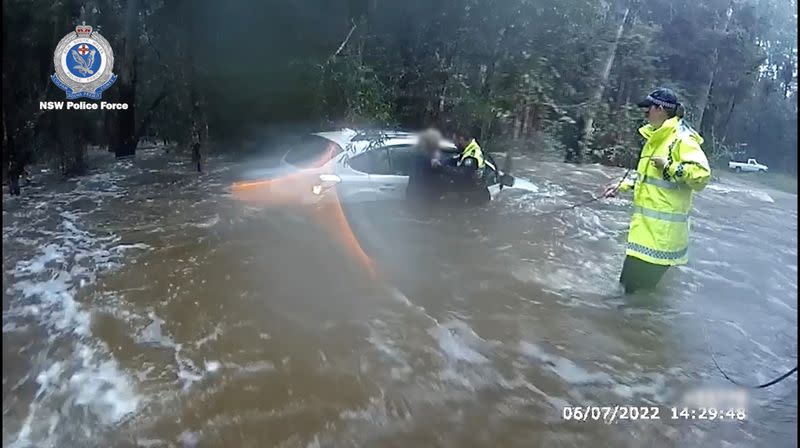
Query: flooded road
3 148 797 447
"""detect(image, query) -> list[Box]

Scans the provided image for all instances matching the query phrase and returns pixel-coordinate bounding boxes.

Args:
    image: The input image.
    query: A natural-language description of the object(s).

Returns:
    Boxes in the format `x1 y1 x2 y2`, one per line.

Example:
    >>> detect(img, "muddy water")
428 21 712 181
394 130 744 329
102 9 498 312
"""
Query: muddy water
3 148 797 447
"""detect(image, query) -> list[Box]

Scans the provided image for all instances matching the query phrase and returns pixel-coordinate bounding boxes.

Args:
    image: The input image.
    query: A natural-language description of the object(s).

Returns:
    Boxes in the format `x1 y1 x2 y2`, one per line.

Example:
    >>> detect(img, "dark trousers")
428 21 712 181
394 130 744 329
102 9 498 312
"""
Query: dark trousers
619 255 669 294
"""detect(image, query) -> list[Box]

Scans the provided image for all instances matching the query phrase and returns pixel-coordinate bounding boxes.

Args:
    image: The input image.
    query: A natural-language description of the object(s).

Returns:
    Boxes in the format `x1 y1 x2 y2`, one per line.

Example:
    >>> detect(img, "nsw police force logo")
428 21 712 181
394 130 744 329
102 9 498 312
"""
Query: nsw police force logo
51 24 117 100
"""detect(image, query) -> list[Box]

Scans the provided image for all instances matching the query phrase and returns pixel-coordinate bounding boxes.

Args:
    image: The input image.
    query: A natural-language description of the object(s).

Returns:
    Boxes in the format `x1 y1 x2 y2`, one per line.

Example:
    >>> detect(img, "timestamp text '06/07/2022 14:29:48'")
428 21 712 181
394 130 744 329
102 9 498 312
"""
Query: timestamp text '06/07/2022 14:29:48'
561 406 747 423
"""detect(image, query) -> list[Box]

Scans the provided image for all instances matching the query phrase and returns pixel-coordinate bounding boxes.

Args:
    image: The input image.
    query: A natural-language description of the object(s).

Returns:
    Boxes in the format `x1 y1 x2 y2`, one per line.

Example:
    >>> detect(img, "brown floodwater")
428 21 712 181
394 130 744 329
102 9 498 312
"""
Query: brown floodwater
3 147 797 447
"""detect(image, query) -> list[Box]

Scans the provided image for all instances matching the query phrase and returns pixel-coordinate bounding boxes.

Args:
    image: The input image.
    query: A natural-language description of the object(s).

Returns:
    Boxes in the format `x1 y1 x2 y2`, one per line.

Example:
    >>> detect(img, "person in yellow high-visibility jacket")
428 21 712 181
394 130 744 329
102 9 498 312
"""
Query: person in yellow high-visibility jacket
605 88 711 293
441 127 491 206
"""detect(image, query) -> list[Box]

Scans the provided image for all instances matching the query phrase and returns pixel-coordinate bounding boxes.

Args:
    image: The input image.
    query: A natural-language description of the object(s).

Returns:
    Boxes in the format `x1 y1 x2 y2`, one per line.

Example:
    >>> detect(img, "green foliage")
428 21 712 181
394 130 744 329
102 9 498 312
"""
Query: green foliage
2 0 797 181
324 56 394 127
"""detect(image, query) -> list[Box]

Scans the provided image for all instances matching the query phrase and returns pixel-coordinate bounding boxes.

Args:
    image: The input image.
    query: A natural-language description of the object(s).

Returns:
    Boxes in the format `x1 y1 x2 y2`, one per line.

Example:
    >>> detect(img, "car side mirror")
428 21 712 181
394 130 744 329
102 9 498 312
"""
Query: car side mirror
500 173 515 187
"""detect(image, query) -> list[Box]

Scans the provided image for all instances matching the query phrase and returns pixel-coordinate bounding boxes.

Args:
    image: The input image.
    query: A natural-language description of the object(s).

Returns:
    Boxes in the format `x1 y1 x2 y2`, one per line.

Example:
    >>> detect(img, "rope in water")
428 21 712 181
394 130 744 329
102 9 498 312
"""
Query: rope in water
501 150 796 387
525 168 632 218
712 353 797 389
701 313 797 389
523 160 797 388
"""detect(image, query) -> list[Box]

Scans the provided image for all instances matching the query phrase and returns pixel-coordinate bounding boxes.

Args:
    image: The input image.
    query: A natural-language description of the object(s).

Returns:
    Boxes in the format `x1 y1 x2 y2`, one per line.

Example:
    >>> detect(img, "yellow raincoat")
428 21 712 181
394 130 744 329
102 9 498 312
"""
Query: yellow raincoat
459 139 485 169
618 116 711 266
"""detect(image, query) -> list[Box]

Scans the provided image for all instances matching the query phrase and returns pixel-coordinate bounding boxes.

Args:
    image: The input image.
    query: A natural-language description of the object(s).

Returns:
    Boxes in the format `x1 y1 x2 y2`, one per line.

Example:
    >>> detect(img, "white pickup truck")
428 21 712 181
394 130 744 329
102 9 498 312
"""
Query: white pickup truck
728 158 768 173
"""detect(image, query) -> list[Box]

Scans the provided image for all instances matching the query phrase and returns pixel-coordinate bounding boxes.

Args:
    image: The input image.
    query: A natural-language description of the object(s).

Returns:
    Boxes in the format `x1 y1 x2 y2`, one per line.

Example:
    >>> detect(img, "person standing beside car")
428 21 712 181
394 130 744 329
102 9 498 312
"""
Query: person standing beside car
406 128 448 208
444 126 490 206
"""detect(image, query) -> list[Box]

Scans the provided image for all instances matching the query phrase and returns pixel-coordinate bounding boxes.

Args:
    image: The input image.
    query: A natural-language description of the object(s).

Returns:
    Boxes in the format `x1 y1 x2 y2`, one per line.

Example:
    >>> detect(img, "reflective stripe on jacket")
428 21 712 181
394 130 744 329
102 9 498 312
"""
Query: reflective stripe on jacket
621 116 711 266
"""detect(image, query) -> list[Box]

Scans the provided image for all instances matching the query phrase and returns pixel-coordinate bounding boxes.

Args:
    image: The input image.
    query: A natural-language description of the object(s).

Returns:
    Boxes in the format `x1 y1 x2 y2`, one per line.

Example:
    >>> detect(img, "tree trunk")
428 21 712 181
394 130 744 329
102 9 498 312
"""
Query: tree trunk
522 103 532 138
3 103 21 195
2 62 13 187
478 28 507 142
135 90 168 141
186 1 208 172
438 52 452 115
696 4 733 131
478 62 496 141
575 6 630 163
719 96 737 141
438 81 447 114
110 0 140 158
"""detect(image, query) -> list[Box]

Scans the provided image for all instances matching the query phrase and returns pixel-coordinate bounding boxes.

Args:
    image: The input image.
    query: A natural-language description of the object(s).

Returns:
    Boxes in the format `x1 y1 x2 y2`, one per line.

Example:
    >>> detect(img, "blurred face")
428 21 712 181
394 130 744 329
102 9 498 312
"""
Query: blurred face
418 129 442 154
644 104 668 127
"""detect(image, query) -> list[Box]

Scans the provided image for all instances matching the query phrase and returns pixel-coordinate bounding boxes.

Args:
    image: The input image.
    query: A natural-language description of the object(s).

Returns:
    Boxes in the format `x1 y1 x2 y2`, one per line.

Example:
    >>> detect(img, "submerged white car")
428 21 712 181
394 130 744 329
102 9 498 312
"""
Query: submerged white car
237 129 534 204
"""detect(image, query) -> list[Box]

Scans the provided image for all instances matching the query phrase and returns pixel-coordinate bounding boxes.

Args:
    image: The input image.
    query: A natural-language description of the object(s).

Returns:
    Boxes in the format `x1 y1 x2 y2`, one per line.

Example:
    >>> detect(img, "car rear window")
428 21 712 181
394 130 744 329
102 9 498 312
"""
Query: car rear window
284 135 343 168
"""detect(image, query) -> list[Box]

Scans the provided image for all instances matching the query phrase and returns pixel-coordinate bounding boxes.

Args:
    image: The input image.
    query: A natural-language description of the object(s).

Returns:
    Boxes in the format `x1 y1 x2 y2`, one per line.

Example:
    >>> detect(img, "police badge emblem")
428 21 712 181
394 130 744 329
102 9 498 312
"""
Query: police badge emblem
51 24 117 100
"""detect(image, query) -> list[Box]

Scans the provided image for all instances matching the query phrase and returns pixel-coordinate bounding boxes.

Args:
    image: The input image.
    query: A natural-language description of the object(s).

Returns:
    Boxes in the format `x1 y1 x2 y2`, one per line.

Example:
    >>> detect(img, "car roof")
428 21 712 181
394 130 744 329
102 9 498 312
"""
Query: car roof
312 129 457 157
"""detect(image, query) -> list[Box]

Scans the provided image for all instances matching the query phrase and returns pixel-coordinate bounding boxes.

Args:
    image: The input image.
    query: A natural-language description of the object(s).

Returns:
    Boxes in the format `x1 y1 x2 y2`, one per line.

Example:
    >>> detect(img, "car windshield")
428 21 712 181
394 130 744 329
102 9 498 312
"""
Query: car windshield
283 135 343 168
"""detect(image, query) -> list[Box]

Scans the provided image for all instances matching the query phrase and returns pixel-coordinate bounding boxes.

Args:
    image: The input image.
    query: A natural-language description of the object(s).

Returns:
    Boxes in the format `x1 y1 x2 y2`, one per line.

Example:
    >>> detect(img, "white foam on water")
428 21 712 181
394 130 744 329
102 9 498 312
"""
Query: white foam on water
13 244 65 275
5 176 150 448
224 361 277 374
682 265 760 294
765 295 796 313
111 243 151 252
611 372 668 402
518 342 614 385
2 322 29 333
183 214 220 229
366 323 412 370
339 391 393 426
136 438 168 447
69 346 140 425
511 261 614 300
705 183 775 203
366 311 504 391
386 287 435 321
429 319 490 365
748 190 775 203
306 435 322 448
507 177 539 193
720 320 782 360
705 183 737 194
136 313 175 348
174 344 205 390
177 430 200 447
498 372 571 412
194 324 224 348
205 361 221 373
516 342 674 404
